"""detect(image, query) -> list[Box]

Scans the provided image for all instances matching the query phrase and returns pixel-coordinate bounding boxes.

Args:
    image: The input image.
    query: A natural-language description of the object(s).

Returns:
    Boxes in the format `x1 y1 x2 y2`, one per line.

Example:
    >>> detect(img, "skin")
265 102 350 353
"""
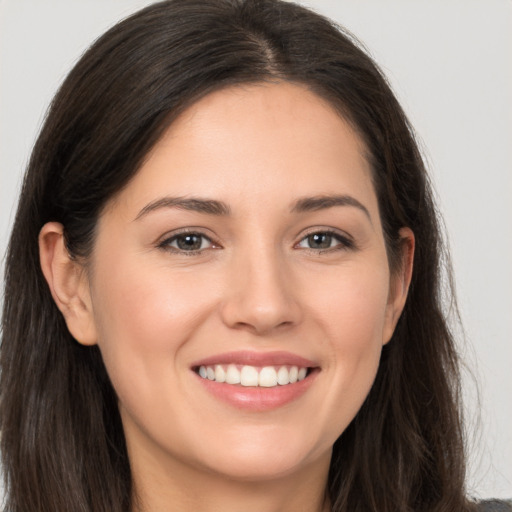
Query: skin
40 82 414 512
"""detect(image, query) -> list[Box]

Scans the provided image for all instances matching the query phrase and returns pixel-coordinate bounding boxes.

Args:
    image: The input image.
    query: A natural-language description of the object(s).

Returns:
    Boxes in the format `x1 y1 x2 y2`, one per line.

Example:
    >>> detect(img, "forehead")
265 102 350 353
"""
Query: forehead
109 82 378 220
159 81 368 167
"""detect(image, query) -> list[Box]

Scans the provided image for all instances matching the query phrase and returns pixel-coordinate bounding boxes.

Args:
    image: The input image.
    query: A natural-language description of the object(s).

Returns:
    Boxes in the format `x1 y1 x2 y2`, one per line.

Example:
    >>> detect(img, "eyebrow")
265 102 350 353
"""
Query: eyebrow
135 196 231 220
291 194 371 220
135 193 371 221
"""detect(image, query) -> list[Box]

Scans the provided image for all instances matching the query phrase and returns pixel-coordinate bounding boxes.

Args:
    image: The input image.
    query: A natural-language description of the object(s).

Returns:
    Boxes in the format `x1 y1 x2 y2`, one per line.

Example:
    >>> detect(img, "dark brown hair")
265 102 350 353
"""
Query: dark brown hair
1 1 475 510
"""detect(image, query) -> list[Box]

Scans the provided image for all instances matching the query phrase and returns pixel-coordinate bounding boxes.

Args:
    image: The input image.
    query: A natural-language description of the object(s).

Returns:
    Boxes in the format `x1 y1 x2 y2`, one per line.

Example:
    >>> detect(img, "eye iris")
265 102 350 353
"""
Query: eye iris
177 234 202 251
308 233 332 249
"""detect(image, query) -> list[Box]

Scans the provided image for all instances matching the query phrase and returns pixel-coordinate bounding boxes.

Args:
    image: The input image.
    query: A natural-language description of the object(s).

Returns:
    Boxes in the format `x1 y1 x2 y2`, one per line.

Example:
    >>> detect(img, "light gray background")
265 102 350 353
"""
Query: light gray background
1 0 510 500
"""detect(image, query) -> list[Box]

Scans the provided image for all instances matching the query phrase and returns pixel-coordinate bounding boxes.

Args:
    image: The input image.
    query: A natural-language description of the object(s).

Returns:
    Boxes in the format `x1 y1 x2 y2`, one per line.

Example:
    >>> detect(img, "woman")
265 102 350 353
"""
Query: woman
1 1 509 511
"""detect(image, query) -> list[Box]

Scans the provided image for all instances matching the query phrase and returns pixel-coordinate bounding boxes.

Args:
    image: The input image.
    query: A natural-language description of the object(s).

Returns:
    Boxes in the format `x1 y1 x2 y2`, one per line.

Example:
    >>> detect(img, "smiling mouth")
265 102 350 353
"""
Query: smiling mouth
193 364 314 388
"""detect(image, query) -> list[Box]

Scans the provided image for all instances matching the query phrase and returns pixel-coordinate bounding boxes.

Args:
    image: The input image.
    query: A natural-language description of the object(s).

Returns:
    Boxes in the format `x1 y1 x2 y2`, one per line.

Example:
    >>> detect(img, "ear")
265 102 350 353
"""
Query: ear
39 222 98 346
382 227 415 345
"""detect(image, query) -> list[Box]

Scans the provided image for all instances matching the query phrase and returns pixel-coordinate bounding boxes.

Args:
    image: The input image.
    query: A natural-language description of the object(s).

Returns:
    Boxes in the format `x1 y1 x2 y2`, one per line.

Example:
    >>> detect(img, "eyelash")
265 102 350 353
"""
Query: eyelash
157 229 355 255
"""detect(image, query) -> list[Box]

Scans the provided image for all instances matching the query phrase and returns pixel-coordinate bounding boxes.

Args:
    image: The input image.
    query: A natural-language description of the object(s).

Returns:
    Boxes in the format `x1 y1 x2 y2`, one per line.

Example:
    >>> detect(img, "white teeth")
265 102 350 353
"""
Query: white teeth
277 366 290 385
259 366 278 387
197 364 310 387
225 364 241 384
240 365 259 386
214 364 226 383
289 366 298 383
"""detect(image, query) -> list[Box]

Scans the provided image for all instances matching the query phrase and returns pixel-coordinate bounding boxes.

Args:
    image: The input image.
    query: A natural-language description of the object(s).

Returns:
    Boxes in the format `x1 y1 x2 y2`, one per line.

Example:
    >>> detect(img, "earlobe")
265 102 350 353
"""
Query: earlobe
382 227 415 345
39 222 98 346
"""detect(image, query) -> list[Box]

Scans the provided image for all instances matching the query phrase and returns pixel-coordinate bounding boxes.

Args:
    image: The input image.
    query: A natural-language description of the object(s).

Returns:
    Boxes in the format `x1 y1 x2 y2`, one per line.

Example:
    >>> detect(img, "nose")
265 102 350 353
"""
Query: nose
220 247 302 336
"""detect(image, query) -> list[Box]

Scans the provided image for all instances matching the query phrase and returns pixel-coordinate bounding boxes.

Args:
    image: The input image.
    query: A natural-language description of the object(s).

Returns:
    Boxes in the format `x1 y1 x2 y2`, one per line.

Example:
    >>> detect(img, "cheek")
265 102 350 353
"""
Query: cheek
313 261 390 349
307 263 390 436
334 268 389 375
89 256 217 397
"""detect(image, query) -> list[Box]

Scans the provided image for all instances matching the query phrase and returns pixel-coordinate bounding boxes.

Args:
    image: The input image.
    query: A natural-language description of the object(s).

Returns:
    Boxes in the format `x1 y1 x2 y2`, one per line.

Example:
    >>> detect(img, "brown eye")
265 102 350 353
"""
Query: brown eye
161 232 213 252
176 234 204 251
306 233 333 249
297 230 354 252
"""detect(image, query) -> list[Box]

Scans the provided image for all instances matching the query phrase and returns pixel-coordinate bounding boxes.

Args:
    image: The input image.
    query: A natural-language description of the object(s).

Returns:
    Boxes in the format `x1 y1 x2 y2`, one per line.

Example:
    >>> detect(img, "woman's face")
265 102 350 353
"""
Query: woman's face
83 83 411 483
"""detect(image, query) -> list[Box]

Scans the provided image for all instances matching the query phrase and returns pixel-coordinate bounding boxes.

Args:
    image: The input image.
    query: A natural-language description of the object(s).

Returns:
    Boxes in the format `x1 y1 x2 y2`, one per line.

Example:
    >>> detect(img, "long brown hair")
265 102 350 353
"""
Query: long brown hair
1 1 475 510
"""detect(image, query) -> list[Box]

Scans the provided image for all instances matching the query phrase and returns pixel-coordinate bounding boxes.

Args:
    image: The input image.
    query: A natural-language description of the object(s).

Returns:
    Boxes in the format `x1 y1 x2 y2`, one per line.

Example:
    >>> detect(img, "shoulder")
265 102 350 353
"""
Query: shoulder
476 500 512 511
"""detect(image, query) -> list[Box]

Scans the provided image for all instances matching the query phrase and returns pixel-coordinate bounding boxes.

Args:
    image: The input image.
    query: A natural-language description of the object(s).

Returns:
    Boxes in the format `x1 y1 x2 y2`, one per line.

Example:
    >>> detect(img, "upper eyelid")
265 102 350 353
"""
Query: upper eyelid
297 227 353 242
157 227 217 243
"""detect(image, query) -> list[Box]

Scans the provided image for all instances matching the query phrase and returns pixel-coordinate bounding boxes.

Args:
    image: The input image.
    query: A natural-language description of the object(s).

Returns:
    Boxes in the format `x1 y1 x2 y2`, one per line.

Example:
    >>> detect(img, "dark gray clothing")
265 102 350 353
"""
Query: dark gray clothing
478 500 512 511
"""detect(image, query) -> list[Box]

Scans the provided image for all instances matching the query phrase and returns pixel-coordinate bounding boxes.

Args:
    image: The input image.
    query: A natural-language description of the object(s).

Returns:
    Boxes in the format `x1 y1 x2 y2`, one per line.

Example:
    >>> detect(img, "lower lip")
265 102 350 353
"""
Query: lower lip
194 369 319 411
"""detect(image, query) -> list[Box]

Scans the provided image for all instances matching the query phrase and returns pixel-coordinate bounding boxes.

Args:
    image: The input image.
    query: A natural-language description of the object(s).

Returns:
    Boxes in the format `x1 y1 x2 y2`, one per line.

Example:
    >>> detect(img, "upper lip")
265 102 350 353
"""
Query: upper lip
191 350 318 369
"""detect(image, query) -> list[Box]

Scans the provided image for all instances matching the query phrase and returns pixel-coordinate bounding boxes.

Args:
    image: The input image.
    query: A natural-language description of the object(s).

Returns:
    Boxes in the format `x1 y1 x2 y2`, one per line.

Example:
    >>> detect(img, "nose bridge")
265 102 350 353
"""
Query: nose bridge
220 240 301 334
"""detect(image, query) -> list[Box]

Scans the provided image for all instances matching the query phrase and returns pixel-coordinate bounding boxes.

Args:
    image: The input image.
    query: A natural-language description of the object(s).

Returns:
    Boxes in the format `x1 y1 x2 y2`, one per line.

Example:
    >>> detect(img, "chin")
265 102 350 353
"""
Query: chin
202 454 312 483
190 429 329 483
